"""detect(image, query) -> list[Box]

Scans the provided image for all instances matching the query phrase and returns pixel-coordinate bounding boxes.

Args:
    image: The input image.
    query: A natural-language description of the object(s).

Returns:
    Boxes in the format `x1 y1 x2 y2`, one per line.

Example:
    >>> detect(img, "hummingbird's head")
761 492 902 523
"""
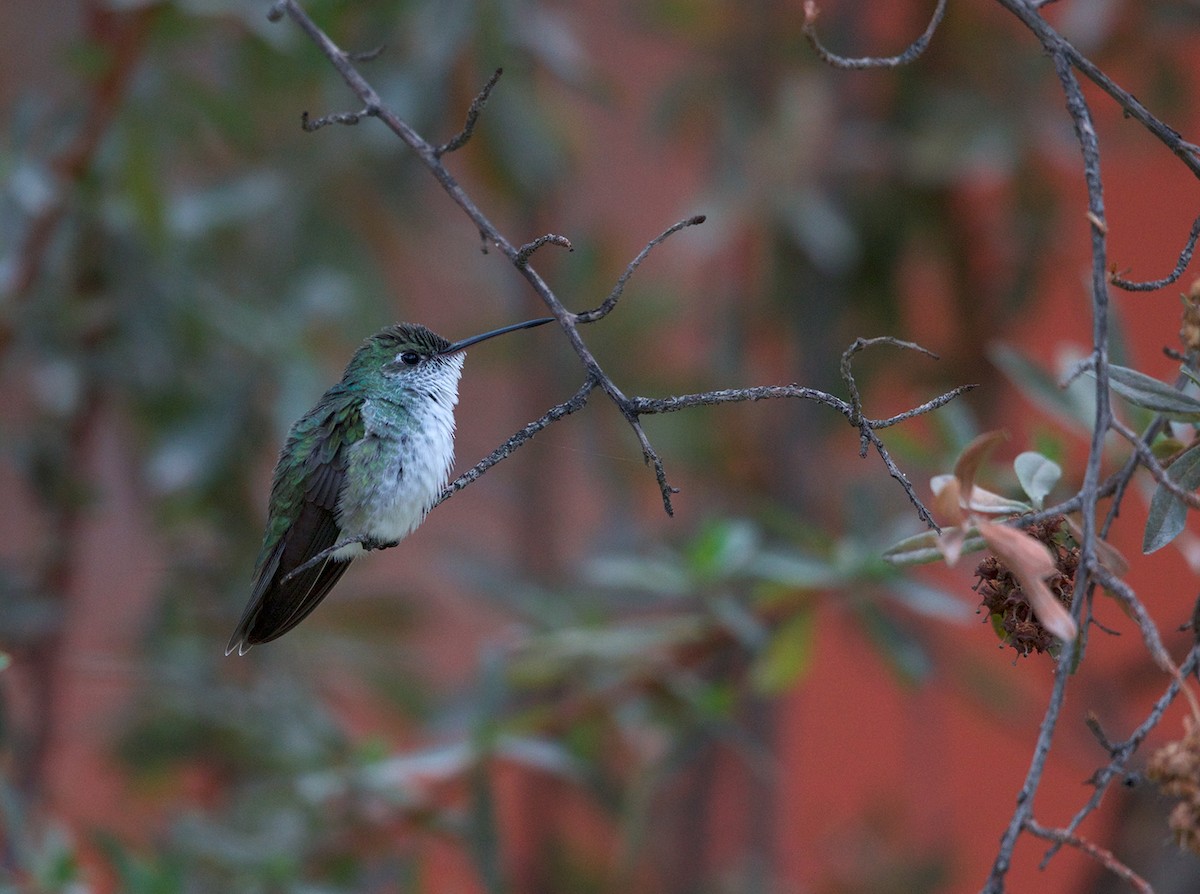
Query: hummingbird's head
346 323 464 396
346 316 554 399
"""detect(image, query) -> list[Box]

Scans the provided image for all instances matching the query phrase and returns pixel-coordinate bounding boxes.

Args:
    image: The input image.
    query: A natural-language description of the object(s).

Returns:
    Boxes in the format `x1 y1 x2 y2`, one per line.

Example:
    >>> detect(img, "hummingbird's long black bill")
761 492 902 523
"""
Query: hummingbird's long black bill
438 316 555 354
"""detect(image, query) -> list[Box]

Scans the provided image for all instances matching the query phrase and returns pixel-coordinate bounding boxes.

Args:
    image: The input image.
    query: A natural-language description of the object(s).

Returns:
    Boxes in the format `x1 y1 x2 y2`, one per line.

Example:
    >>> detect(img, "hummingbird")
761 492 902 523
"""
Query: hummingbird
227 316 554 655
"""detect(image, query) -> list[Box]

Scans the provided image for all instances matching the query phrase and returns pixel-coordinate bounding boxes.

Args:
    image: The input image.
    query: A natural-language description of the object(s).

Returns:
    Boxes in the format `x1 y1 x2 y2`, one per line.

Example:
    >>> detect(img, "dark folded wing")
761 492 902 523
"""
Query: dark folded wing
227 397 360 655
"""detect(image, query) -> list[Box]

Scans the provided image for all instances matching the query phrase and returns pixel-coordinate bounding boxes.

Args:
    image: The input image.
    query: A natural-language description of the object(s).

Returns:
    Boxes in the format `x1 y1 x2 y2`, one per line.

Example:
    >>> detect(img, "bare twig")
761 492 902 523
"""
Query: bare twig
269 0 970 524
349 44 386 63
993 0 1200 180
1110 213 1200 292
515 234 574 267
982 41 1118 894
802 0 948 70
840 336 941 452
575 215 708 323
1041 649 1200 865
1109 417 1200 510
435 379 596 505
1091 563 1179 679
301 107 376 131
435 68 504 157
1024 820 1154 894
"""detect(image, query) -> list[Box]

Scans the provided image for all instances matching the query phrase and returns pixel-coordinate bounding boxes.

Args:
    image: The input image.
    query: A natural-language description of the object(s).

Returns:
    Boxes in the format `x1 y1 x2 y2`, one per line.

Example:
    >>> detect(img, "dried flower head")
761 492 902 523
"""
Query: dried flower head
1148 717 1200 854
974 516 1078 656
1181 277 1200 354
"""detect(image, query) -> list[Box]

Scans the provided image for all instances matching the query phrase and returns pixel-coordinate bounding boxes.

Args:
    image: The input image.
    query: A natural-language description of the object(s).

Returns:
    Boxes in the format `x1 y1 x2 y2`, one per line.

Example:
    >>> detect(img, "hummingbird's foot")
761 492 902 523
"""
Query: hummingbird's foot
360 537 400 552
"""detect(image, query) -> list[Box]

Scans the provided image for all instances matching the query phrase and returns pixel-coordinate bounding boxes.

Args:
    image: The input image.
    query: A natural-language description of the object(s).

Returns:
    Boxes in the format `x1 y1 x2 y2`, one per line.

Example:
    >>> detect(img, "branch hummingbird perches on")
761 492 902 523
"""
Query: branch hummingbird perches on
265 0 973 529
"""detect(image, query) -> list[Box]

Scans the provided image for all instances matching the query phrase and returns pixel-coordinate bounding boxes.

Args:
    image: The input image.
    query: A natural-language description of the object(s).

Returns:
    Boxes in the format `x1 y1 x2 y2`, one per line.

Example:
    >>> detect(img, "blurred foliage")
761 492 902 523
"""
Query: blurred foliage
3 0 1199 892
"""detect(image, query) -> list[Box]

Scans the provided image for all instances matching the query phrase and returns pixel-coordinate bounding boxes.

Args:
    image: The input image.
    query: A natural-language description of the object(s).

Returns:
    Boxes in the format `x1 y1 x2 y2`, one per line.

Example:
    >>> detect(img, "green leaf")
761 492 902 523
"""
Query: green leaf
687 518 760 578
883 579 973 623
881 528 986 566
1106 365 1200 421
583 555 690 596
989 344 1093 431
856 603 932 685
1143 441 1200 553
1013 451 1061 509
751 610 816 693
747 550 844 589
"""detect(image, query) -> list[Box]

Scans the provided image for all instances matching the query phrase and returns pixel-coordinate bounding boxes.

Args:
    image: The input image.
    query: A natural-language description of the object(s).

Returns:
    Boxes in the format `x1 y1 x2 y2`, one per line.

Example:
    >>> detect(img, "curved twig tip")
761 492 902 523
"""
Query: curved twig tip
515 234 574 266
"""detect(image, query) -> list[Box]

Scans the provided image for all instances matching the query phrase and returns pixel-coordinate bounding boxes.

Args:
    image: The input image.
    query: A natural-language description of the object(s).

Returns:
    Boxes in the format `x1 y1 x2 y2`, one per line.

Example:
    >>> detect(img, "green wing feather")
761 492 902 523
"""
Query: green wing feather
226 389 364 654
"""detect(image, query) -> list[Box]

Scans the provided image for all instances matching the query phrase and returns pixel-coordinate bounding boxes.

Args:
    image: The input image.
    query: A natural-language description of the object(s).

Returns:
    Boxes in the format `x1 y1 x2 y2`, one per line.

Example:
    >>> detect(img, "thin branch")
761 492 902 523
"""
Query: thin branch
863 425 940 529
1109 417 1200 510
869 383 978 429
1110 213 1200 292
982 615 1077 894
628 385 851 418
281 382 599 580
515 234 574 267
1024 820 1154 894
301 107 376 131
993 0 1200 180
628 377 975 530
270 1 975 534
349 44 386 63
1091 563 1179 679
575 215 708 323
839 337 941 453
802 0 948 70
435 379 596 506
435 68 504 157
983 42 1117 894
1042 650 1200 864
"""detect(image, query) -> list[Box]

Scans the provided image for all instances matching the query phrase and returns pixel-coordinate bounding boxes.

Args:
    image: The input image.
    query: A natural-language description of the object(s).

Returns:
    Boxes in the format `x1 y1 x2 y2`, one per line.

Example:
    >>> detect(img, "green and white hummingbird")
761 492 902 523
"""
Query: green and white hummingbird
227 316 554 655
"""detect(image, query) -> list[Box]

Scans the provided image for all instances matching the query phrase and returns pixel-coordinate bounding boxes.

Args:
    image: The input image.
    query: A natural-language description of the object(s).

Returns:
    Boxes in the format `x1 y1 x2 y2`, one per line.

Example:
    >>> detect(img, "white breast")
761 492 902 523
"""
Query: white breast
334 360 463 558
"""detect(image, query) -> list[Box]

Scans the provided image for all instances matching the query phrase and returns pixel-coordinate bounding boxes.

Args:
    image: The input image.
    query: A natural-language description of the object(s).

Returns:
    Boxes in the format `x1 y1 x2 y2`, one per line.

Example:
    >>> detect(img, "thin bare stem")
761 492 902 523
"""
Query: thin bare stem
802 0 948 70
515 234 574 266
301 107 375 131
1109 417 1200 509
983 41 1117 894
575 215 708 323
993 0 1200 179
1042 648 1200 864
270 0 967 527
435 380 596 505
435 68 504 157
1110 213 1200 292
1024 820 1154 894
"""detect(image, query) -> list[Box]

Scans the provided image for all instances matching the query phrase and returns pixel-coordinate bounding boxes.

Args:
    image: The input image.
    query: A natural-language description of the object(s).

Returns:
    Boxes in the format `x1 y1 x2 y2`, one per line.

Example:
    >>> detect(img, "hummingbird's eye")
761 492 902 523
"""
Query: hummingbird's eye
399 351 421 366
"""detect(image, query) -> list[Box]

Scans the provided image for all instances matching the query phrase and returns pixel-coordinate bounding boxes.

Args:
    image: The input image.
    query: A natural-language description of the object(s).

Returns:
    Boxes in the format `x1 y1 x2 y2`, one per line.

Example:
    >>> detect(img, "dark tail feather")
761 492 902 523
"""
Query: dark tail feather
226 553 351 655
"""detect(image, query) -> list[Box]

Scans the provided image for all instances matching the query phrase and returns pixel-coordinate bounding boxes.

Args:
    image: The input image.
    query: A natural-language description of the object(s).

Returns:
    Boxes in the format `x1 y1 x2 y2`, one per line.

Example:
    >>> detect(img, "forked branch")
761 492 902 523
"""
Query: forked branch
268 0 972 524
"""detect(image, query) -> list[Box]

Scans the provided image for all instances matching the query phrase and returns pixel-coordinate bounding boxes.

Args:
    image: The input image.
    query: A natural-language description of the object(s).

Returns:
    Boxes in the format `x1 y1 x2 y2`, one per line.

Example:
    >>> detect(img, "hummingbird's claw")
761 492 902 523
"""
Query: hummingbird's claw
361 537 400 552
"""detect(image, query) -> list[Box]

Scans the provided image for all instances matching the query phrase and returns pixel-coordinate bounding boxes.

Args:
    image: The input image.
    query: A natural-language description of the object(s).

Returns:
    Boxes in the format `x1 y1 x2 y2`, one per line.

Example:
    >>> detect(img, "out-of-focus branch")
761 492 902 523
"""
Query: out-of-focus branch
0 0 157 804
2 3 158 326
1023 820 1153 894
801 0 948 70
